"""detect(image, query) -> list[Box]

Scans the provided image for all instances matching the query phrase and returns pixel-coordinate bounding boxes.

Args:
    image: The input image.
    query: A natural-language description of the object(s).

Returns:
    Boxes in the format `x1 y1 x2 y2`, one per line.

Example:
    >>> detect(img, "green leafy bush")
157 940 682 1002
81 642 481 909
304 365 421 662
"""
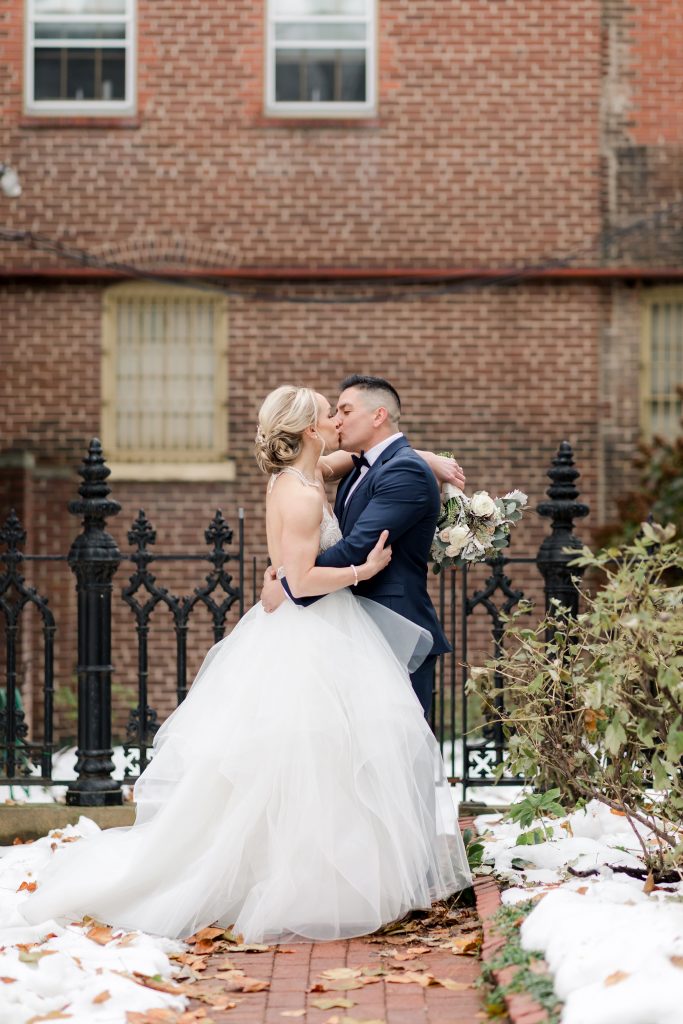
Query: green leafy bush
467 526 683 870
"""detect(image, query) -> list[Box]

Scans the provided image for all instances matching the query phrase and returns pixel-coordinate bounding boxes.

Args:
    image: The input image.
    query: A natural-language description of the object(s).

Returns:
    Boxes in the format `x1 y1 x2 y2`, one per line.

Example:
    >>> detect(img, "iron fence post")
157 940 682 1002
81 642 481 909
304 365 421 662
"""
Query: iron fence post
536 440 590 618
66 439 123 806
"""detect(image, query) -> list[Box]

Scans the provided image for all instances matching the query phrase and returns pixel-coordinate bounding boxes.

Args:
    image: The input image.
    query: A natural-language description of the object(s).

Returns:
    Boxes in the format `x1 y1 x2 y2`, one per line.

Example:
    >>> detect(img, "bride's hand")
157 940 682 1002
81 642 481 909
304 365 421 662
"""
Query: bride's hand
359 529 392 580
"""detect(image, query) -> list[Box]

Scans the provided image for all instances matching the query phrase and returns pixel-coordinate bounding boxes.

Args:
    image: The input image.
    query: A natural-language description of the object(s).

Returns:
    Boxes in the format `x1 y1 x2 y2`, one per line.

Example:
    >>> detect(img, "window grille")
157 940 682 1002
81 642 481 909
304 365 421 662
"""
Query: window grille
266 0 375 115
26 0 135 114
102 285 228 466
642 290 683 441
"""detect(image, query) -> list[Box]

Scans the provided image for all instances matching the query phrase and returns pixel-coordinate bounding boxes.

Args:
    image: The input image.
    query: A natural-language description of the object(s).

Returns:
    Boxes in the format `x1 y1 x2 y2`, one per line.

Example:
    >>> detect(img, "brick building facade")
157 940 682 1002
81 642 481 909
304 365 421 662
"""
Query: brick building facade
1 1 682 743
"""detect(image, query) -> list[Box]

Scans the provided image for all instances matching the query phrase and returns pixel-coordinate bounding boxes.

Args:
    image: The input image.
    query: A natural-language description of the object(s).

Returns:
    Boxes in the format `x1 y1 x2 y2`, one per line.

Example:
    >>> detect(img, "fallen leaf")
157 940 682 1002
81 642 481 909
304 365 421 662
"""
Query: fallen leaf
385 971 434 987
604 971 629 986
671 956 683 969
12 835 24 843
310 980 365 992
188 927 225 944
310 997 356 1010
435 978 471 991
228 943 271 953
389 946 430 960
19 950 58 964
215 958 238 972
446 935 481 955
609 808 627 817
280 1012 306 1018
126 1013 181 1024
643 872 655 895
320 968 362 981
92 991 111 1004
576 887 588 896
193 940 216 955
116 932 141 947
26 1012 72 1024
17 880 37 893
86 925 115 946
0 977 17 983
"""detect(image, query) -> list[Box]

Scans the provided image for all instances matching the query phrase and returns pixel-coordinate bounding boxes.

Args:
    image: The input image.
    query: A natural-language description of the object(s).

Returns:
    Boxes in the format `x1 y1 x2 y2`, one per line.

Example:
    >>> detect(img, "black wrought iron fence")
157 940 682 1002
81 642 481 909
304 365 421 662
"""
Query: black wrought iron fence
0 437 589 805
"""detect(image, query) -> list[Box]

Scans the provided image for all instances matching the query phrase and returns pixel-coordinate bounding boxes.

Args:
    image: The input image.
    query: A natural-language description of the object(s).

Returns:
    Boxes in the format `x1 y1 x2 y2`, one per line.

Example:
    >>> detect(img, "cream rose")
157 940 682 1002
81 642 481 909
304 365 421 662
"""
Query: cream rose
470 491 496 518
438 527 452 543
445 524 470 555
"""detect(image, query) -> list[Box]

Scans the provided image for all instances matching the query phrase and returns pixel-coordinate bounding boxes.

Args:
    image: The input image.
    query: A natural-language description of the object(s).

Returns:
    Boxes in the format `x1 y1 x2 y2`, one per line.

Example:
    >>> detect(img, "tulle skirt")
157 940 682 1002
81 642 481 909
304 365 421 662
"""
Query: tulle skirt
22 590 471 942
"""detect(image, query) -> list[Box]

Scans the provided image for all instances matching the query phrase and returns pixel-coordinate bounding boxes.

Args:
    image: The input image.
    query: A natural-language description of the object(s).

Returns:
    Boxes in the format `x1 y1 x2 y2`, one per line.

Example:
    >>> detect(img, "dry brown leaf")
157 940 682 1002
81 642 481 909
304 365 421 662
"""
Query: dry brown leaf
576 887 588 896
132 972 185 995
671 956 683 969
435 978 471 991
643 872 655 895
26 1011 72 1024
385 971 434 987
192 941 216 955
446 935 481 956
227 943 271 953
188 927 225 944
0 977 17 983
389 946 430 960
12 835 24 843
221 929 245 945
310 980 365 992
126 1012 180 1024
604 971 630 986
17 880 38 893
319 968 363 981
116 932 140 947
19 950 58 964
280 1012 306 1018
86 925 115 946
310 997 356 1010
239 977 270 993
609 809 627 817
92 991 111 1004
61 836 81 844
214 958 238 972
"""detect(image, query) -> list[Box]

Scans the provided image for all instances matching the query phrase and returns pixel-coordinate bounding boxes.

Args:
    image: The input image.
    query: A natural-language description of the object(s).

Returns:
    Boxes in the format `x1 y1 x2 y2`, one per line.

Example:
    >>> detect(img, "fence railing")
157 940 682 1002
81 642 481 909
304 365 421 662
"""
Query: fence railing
0 438 589 805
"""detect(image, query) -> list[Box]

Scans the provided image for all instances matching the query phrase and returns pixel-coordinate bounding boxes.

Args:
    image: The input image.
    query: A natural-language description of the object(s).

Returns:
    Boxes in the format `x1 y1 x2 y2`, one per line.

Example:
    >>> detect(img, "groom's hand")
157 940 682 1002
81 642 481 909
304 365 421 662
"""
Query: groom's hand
261 571 286 613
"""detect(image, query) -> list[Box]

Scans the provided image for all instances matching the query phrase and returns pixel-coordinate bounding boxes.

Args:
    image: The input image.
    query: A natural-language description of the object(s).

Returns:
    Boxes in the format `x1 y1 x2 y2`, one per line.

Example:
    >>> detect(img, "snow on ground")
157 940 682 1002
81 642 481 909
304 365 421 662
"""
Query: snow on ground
0 820 187 1024
0 746 137 804
475 800 683 1024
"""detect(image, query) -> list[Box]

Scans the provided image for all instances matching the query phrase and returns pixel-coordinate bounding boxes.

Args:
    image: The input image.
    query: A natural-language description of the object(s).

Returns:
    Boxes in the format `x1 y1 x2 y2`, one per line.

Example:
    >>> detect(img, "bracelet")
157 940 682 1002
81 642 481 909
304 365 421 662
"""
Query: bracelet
351 564 359 586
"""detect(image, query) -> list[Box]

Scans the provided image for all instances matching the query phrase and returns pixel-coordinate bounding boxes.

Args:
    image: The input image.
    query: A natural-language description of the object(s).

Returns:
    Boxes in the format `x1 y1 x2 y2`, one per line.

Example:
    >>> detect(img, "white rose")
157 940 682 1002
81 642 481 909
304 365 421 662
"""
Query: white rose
470 491 496 518
438 527 452 543
445 525 470 555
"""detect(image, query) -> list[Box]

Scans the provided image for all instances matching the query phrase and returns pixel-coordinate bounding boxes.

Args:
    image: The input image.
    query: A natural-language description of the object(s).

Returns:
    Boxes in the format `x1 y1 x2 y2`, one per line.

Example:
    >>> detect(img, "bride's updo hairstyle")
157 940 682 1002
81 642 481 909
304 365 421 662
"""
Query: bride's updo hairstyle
255 385 319 475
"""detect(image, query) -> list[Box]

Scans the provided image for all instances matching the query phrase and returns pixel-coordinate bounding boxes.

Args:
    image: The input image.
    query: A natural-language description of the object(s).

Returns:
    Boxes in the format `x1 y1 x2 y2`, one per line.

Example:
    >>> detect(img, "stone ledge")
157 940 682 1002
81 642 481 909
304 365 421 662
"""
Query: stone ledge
0 804 136 844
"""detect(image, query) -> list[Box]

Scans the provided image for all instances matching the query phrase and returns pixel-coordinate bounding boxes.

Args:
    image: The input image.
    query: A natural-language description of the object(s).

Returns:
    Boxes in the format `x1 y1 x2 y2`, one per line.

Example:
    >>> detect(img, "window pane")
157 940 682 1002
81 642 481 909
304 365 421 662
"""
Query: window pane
66 48 95 99
275 21 366 41
102 50 125 99
34 0 126 14
34 48 62 100
35 21 126 39
306 49 335 101
340 50 365 101
275 50 302 101
274 0 366 15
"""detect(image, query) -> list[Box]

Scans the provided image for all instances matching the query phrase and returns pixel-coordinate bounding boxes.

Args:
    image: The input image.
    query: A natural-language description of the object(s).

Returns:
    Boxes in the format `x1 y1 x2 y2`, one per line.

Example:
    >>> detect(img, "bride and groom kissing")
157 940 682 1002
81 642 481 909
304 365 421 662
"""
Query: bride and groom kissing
21 374 472 945
259 373 466 716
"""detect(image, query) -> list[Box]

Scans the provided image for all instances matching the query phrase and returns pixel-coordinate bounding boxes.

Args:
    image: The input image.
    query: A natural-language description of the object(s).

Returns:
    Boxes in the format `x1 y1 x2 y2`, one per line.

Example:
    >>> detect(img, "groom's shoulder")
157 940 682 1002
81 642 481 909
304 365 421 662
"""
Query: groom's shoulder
381 444 434 485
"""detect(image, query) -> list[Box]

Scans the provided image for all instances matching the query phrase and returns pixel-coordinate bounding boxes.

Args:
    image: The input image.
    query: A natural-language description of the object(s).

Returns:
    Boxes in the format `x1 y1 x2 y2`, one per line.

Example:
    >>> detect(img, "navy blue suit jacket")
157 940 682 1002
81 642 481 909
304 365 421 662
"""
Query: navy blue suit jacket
285 435 450 658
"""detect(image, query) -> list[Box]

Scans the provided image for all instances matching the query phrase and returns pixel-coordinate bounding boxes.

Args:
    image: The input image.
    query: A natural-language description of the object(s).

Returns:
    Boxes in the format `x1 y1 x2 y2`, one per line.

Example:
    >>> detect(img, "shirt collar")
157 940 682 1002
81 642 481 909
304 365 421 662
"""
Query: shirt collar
364 432 404 466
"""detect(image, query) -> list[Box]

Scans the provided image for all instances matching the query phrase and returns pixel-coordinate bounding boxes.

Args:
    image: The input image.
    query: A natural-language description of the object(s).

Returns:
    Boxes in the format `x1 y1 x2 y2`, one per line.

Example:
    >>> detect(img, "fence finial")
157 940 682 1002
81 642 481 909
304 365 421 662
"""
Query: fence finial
536 440 590 616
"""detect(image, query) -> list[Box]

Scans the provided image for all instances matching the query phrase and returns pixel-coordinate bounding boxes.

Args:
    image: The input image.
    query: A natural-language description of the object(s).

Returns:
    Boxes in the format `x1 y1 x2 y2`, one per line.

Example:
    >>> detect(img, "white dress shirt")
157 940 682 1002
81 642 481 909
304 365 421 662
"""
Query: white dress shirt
344 432 404 506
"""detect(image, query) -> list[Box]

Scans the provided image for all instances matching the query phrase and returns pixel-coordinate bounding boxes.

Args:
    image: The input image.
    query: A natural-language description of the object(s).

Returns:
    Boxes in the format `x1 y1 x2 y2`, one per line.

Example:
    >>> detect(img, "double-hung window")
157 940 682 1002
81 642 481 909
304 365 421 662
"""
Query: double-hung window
641 288 683 442
266 0 375 116
26 0 135 115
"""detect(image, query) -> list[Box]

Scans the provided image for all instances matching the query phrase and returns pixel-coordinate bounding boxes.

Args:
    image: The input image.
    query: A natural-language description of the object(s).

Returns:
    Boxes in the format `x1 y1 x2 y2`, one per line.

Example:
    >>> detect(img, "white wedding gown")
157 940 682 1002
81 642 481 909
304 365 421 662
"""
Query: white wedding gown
21 504 471 943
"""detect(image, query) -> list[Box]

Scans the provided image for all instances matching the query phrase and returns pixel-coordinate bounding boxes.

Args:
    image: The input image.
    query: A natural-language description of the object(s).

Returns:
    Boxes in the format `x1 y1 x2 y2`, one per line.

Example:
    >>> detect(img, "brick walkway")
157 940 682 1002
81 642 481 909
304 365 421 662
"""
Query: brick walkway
175 905 485 1024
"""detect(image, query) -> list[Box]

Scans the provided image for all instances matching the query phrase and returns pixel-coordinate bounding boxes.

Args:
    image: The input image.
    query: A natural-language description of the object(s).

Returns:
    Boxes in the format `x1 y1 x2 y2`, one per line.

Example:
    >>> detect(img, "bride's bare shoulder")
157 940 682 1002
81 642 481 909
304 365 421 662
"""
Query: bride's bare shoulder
267 473 323 523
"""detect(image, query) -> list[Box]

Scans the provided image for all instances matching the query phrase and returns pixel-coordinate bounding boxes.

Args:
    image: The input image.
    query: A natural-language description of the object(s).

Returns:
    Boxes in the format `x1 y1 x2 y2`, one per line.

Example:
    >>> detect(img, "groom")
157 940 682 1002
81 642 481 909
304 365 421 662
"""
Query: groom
261 374 461 716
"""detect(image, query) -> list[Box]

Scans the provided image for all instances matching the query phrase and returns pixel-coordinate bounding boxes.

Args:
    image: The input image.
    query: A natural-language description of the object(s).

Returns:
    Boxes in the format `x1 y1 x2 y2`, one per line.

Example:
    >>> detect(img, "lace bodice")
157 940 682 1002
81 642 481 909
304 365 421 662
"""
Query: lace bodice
269 468 342 553
320 505 343 552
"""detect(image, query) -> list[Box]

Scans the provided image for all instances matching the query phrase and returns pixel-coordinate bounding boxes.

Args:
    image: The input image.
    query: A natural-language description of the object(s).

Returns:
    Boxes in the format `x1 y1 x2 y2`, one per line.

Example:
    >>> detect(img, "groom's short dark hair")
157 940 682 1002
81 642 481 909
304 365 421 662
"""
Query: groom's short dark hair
340 375 402 413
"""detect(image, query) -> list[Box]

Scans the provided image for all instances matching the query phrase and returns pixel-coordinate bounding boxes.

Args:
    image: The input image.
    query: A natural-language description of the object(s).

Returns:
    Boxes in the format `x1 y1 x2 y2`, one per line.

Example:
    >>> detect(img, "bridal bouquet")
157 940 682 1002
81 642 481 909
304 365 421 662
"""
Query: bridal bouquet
431 482 528 573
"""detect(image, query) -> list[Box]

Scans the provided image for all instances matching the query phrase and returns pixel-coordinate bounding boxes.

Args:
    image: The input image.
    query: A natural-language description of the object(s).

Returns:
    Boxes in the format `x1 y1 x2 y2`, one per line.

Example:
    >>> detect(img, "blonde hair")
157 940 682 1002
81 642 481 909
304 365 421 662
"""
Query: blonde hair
254 385 319 474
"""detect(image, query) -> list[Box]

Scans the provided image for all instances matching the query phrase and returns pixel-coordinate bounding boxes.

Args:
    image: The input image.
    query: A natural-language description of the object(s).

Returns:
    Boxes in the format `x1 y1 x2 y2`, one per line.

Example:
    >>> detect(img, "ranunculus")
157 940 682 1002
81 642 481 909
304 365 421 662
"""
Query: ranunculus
445 524 470 555
470 491 496 518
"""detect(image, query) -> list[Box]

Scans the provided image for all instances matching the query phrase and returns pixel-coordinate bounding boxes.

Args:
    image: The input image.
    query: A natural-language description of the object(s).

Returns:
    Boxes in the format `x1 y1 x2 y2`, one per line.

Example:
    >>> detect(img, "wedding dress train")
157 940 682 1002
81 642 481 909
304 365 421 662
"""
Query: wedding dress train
22 506 471 942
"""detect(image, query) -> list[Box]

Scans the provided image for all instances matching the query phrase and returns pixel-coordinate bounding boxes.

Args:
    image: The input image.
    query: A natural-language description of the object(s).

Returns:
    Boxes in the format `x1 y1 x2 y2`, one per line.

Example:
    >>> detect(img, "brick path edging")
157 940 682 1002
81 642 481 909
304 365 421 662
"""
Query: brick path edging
473 873 551 1024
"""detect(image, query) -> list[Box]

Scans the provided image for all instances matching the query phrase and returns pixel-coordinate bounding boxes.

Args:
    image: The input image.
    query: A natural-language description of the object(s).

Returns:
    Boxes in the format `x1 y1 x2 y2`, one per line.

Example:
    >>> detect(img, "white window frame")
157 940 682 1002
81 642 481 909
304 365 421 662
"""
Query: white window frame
25 0 136 116
265 0 376 117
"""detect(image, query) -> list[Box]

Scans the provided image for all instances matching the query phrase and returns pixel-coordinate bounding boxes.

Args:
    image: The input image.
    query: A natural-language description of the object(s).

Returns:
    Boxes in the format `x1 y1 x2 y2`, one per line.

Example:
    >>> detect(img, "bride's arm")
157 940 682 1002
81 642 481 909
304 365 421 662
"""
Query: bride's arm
278 488 391 599
319 449 465 488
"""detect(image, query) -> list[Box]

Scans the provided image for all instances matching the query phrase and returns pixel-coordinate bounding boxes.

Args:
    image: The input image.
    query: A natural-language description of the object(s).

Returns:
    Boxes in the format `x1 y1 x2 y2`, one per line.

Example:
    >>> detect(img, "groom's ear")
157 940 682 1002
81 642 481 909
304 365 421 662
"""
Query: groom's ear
373 406 389 427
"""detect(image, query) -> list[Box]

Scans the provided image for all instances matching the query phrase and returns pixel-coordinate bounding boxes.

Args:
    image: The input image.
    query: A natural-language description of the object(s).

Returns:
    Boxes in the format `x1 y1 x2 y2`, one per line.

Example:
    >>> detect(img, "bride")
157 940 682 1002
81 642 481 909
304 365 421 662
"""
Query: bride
22 385 471 943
